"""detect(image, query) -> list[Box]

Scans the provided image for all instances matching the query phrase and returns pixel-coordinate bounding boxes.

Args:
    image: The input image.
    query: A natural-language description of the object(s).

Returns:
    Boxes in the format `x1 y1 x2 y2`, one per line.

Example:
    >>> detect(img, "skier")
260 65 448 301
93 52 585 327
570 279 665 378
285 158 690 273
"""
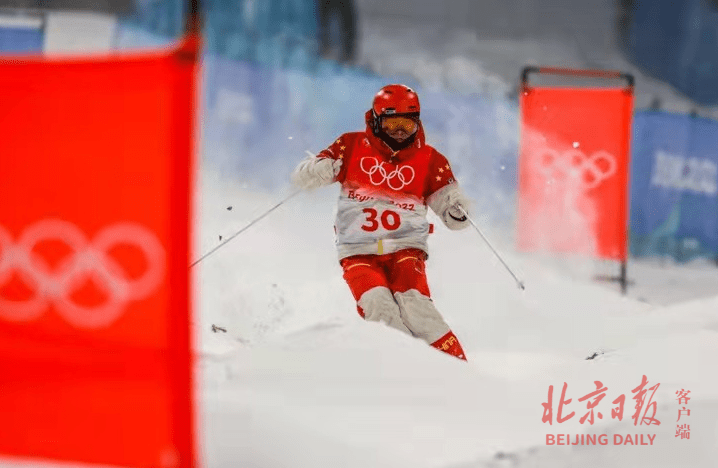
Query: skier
291 84 470 360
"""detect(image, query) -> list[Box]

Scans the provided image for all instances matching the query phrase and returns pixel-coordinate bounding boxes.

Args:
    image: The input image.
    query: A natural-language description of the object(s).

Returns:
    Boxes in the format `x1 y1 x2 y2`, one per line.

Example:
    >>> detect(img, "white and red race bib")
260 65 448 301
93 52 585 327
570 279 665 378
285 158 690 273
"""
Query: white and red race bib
334 139 433 253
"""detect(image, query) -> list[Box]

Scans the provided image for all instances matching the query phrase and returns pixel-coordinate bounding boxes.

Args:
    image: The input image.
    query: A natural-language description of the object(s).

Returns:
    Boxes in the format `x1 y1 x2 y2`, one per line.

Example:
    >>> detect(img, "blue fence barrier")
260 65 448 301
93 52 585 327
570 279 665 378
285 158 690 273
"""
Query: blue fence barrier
0 18 44 53
124 0 318 67
622 0 718 106
629 111 718 262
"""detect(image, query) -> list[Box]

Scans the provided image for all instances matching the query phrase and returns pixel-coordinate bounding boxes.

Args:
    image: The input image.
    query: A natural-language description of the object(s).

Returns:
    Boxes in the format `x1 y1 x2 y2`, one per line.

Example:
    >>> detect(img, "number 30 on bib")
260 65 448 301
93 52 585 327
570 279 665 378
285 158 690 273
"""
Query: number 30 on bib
361 208 401 232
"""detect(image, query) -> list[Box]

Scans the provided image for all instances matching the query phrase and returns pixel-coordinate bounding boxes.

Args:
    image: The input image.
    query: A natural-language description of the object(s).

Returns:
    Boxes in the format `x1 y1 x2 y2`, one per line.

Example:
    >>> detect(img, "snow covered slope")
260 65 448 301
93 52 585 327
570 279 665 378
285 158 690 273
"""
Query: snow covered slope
195 167 718 468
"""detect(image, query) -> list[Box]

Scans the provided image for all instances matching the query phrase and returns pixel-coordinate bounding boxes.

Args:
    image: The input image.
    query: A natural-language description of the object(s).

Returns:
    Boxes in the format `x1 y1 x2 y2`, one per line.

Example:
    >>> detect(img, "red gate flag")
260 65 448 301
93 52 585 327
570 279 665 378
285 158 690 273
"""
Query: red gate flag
517 67 634 261
0 36 198 468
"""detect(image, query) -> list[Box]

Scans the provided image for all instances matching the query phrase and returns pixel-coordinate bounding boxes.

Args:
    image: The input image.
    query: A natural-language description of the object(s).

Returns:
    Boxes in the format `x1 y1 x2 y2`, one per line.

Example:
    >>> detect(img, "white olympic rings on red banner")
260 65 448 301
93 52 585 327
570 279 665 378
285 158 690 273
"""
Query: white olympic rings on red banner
360 157 415 191
0 219 165 329
534 147 617 190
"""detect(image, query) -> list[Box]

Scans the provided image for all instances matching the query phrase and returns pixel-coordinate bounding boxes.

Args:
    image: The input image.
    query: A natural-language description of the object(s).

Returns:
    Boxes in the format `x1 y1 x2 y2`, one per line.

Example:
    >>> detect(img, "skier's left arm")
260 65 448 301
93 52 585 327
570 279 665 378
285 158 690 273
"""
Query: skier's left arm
425 150 471 231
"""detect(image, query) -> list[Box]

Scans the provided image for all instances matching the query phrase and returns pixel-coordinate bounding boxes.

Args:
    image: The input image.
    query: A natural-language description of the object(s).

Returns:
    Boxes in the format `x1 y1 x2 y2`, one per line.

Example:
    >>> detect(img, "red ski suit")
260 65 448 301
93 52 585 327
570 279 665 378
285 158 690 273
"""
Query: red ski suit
315 111 467 360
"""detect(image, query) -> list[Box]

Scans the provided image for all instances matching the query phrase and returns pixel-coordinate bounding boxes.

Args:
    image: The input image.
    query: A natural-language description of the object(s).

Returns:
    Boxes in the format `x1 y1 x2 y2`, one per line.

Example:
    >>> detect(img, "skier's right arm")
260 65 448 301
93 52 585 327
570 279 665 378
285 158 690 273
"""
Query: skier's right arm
291 135 347 191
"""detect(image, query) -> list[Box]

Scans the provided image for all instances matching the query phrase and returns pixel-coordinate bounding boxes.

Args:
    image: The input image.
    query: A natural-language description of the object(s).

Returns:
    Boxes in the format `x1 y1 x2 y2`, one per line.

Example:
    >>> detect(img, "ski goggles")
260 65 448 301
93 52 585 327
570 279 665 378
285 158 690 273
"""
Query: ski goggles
381 115 419 133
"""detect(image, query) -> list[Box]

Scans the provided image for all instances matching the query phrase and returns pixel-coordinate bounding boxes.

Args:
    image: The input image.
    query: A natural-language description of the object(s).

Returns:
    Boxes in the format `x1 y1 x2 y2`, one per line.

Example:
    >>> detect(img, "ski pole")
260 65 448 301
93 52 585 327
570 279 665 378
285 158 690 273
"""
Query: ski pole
190 150 320 268
456 205 525 291
190 188 302 268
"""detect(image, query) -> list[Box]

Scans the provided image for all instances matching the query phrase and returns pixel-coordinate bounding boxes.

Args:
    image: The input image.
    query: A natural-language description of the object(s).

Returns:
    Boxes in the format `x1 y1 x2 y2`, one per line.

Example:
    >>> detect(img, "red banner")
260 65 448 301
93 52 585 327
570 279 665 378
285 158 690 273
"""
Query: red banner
518 85 634 260
0 38 198 468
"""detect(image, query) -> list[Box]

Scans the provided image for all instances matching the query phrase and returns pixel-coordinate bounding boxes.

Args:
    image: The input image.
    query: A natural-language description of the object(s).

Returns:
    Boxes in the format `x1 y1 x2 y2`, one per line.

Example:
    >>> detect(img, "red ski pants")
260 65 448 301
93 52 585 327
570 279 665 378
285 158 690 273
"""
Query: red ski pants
340 248 466 360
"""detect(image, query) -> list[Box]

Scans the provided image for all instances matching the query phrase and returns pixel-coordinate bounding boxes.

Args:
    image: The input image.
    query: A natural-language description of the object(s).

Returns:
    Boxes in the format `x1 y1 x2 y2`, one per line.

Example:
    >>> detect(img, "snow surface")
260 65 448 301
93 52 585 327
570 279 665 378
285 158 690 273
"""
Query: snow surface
195 166 718 468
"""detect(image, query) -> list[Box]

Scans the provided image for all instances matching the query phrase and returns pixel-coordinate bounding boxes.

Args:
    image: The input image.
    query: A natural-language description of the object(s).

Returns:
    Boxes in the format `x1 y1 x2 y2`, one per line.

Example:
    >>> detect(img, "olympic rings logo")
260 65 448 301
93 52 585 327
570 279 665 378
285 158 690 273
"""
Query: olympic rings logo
534 147 617 190
0 219 165 329
360 157 415 191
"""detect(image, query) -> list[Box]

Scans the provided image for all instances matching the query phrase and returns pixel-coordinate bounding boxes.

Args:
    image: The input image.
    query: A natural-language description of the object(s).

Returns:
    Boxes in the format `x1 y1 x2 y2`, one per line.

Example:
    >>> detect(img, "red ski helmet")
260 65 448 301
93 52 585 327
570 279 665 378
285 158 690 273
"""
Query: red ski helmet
371 84 421 139
372 84 420 117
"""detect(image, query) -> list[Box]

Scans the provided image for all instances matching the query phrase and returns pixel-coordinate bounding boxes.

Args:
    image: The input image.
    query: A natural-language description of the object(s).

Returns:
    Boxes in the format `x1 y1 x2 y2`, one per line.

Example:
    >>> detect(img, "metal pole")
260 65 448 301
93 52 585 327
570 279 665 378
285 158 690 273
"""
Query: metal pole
457 206 525 291
185 0 200 35
620 260 627 295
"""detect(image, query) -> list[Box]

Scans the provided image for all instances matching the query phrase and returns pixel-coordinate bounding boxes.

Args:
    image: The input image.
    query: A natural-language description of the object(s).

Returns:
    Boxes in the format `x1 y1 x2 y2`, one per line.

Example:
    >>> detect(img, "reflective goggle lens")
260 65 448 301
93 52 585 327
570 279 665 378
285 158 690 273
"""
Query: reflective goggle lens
382 116 418 132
